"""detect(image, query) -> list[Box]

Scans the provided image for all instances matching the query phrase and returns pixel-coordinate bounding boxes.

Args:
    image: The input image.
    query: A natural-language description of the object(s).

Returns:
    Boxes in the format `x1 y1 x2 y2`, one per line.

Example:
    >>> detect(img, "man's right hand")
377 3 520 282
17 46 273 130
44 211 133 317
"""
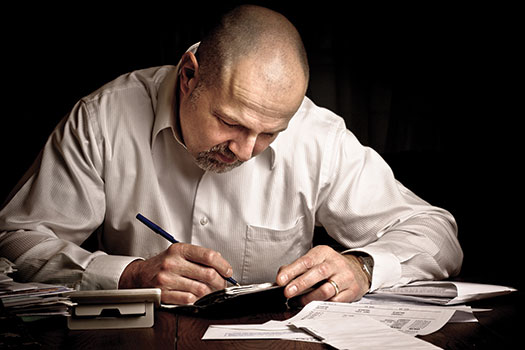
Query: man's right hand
118 243 234 304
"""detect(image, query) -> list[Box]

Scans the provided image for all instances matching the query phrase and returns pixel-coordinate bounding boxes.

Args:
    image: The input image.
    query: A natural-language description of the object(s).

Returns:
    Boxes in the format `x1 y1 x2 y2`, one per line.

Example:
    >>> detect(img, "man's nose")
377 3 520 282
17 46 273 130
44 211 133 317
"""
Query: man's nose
229 131 257 162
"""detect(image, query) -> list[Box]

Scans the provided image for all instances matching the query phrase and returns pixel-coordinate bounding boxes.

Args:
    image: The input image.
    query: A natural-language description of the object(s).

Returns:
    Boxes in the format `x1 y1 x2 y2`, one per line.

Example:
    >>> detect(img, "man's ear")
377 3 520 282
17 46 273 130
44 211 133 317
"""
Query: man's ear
179 51 200 97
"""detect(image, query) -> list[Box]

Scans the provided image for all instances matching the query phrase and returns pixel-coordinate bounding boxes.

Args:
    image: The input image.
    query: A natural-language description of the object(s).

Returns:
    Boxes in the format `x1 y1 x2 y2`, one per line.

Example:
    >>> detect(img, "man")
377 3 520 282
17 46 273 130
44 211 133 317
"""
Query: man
0 5 462 305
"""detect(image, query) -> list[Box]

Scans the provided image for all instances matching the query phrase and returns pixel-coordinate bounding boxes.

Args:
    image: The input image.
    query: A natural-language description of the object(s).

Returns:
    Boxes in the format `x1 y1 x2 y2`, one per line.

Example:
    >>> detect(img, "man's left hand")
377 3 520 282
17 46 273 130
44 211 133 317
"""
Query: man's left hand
276 245 370 305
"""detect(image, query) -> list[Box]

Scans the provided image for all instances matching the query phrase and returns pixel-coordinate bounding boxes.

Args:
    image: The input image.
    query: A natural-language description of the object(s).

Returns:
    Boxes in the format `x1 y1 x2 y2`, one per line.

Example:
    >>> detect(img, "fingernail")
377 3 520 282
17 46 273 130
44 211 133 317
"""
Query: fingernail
226 268 232 276
279 274 288 284
287 284 297 296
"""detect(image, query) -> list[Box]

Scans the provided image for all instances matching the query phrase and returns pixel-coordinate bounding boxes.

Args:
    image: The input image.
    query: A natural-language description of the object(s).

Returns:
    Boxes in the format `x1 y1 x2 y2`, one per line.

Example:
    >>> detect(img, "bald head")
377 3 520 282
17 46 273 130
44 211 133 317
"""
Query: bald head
177 5 309 172
196 5 309 90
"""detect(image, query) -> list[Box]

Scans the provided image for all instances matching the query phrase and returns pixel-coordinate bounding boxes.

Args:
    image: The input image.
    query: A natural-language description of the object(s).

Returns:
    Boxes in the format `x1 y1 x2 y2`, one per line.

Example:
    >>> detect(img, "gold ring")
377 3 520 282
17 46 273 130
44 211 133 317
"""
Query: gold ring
328 279 339 296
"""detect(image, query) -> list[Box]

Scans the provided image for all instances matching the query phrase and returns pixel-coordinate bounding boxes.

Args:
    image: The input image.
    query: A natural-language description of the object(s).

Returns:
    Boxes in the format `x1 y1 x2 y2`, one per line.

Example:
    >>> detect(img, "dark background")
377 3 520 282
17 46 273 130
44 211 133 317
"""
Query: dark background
1 2 521 291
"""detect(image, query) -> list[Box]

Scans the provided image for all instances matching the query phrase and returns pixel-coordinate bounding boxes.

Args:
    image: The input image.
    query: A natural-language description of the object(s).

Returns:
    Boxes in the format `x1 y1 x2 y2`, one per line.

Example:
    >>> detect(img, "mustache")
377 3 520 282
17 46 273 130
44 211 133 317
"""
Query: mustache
194 142 243 173
201 143 237 159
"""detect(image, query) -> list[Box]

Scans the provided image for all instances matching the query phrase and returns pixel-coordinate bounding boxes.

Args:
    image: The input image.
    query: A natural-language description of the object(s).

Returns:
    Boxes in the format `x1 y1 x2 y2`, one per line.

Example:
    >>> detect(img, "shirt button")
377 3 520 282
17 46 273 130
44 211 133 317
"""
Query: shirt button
200 216 209 226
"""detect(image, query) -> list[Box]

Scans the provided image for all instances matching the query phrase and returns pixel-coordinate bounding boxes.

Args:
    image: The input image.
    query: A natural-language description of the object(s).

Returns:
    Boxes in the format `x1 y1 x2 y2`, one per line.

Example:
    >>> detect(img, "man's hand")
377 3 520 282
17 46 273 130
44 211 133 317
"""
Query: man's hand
118 243 234 305
276 245 370 305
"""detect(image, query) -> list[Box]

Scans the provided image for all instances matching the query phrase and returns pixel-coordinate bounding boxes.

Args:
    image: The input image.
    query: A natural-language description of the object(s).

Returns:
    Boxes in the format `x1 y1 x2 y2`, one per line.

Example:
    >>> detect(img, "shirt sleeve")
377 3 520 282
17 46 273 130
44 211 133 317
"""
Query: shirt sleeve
316 126 463 291
0 100 139 290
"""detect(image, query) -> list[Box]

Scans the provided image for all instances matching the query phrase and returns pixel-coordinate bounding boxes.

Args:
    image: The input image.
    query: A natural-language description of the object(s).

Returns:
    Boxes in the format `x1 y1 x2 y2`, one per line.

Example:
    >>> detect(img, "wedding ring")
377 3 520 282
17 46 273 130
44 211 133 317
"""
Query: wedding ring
328 279 339 296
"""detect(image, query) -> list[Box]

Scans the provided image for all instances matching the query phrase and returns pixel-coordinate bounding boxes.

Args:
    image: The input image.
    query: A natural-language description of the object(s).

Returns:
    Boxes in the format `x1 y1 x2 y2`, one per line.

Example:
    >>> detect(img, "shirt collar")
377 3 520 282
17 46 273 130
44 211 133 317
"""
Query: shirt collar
152 65 182 147
266 97 306 170
267 137 280 170
152 42 280 170
153 43 201 148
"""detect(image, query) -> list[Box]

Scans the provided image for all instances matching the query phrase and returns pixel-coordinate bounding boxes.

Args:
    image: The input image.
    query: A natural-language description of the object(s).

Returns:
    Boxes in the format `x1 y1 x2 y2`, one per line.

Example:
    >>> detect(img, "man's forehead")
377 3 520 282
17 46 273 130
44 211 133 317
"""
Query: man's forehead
222 54 304 92
216 72 303 116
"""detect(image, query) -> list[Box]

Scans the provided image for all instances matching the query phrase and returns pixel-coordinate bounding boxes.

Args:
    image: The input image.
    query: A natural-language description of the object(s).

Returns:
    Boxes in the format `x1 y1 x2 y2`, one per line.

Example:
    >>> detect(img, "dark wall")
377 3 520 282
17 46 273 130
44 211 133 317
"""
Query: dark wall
1 2 521 290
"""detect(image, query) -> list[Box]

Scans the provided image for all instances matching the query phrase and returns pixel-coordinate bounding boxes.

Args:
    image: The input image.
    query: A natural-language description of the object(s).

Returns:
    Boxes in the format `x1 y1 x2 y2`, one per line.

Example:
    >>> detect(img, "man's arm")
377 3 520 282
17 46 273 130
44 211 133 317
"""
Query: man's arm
1 97 239 304
277 124 462 304
0 101 134 289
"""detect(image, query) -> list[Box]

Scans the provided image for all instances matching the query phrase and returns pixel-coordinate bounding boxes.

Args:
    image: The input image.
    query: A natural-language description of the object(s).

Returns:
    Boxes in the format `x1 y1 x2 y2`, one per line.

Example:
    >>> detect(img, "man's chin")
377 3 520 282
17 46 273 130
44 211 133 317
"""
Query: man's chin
194 157 243 173
210 163 243 173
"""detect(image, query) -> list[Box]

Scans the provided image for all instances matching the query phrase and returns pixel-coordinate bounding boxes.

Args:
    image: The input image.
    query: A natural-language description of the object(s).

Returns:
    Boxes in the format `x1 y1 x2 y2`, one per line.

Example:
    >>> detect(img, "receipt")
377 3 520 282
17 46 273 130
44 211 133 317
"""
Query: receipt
287 299 456 336
203 298 458 345
292 316 441 350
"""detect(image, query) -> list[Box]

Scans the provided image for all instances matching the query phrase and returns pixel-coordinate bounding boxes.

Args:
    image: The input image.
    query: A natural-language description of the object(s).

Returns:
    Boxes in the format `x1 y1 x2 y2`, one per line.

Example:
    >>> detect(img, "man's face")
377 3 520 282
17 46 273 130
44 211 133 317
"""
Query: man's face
178 53 306 173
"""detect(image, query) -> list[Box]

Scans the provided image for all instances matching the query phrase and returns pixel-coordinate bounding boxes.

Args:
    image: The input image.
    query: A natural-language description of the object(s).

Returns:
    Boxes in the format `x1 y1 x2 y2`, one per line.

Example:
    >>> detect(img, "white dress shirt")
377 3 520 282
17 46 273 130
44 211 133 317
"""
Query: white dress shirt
0 45 463 292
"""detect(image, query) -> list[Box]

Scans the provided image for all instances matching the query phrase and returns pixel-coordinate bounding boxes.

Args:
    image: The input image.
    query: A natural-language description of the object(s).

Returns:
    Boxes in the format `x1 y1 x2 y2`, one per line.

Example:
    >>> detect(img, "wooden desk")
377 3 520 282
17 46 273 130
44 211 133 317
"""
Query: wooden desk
18 291 521 349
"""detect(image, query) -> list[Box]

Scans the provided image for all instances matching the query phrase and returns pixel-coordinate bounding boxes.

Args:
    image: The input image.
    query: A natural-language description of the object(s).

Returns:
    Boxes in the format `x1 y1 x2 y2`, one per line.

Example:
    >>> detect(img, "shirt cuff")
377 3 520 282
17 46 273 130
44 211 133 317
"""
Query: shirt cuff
80 254 143 290
342 247 402 292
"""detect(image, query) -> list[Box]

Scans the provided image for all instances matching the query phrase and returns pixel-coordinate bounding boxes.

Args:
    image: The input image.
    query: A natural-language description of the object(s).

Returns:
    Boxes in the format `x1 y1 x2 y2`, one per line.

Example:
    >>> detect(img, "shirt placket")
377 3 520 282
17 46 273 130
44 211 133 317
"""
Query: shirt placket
191 172 213 247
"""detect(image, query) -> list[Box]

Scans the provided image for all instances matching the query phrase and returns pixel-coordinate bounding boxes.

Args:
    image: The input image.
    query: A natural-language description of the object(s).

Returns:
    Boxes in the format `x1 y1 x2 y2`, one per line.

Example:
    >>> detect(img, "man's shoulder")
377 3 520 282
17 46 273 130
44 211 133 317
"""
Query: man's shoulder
81 66 176 105
271 97 351 166
72 66 177 142
284 97 347 141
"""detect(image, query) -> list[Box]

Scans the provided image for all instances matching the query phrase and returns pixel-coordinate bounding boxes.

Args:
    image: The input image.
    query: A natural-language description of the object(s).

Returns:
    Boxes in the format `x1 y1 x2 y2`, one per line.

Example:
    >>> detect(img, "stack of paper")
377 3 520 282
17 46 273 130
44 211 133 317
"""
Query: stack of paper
0 258 74 317
369 281 517 305
203 280 517 349
203 299 446 349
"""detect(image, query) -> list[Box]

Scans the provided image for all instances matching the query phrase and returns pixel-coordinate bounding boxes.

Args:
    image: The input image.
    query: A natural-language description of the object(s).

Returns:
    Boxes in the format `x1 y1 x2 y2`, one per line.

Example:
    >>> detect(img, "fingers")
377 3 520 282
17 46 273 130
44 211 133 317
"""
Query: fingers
277 250 317 286
174 243 233 279
158 275 224 305
277 245 334 298
125 243 233 304
283 259 333 299
276 246 370 305
157 252 228 291
165 243 231 290
296 278 364 305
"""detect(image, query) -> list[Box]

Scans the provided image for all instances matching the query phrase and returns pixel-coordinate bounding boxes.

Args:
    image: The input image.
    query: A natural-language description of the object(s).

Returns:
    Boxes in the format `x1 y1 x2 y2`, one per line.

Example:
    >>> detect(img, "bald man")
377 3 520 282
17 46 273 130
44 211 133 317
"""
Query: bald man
0 6 462 306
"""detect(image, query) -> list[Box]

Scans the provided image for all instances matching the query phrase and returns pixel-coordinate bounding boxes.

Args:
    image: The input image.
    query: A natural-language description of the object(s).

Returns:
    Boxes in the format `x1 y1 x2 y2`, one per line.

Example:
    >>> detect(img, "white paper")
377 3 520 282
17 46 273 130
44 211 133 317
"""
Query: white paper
372 281 517 305
202 323 320 342
292 316 442 350
290 300 456 336
202 280 511 346
356 296 484 324
0 273 13 283
0 262 74 317
203 298 457 345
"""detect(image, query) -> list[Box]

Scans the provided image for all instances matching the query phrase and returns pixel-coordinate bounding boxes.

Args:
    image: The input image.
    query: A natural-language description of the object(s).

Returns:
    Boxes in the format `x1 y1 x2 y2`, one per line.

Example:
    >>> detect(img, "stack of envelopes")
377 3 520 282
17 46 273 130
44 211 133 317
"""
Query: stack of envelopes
0 258 74 317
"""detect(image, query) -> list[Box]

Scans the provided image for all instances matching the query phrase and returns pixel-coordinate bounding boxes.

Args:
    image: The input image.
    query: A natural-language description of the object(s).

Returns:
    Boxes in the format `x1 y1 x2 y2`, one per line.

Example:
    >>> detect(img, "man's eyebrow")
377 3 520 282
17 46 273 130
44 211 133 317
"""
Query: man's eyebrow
213 110 240 124
213 109 287 134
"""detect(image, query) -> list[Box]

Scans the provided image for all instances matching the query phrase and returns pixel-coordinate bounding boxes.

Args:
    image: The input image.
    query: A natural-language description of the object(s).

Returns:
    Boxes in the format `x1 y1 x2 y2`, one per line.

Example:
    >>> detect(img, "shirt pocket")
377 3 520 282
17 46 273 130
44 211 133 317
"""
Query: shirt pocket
241 216 311 284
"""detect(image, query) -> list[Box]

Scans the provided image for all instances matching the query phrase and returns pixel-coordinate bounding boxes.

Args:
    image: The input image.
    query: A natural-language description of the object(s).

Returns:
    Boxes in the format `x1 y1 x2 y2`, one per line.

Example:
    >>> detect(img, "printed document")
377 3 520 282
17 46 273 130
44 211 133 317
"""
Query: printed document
292 315 441 350
202 298 460 349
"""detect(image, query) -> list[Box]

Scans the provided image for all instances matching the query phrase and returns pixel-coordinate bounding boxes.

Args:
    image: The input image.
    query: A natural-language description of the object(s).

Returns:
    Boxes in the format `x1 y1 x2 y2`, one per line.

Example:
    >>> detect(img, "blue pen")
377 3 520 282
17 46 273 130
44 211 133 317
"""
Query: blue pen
136 213 240 286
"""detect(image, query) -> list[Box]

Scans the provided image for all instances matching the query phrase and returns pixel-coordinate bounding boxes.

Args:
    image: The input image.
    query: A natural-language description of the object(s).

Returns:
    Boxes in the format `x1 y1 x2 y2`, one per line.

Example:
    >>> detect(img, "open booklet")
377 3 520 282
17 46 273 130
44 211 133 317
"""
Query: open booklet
161 282 288 316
